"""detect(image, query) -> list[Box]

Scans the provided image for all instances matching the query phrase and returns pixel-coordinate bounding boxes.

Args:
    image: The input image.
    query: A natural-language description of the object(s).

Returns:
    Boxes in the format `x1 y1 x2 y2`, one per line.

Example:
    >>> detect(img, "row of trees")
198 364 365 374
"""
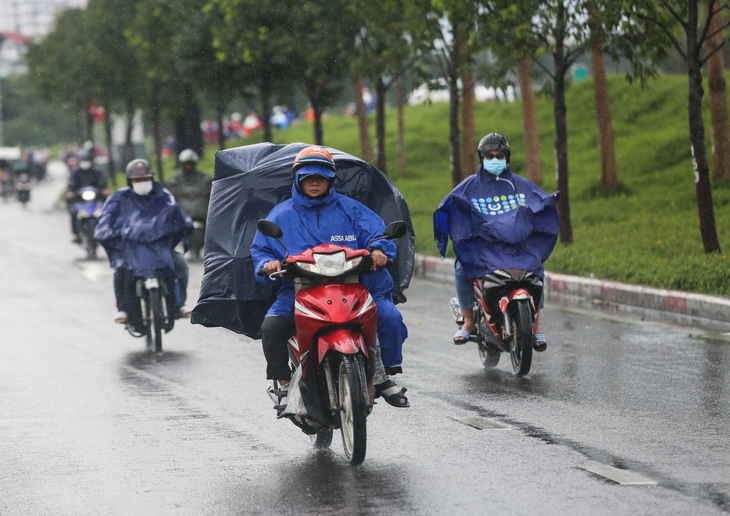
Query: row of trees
25 0 730 253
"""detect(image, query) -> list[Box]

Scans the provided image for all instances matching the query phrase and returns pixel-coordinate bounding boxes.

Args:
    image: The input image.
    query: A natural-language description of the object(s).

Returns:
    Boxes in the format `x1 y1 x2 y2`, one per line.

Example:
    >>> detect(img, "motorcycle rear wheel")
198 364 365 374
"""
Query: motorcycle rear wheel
509 300 533 376
338 354 367 465
475 308 500 369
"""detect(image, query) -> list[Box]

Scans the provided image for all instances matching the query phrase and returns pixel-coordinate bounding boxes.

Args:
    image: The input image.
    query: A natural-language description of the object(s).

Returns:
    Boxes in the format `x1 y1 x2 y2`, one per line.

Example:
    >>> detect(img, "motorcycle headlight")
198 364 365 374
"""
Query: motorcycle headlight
81 190 97 201
296 251 363 277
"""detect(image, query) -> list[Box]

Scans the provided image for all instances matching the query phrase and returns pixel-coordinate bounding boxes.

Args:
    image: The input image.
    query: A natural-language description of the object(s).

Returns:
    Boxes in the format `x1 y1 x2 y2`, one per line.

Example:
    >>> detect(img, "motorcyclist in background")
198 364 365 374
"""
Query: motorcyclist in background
67 150 109 244
94 159 193 324
251 146 410 415
433 133 559 350
165 149 212 260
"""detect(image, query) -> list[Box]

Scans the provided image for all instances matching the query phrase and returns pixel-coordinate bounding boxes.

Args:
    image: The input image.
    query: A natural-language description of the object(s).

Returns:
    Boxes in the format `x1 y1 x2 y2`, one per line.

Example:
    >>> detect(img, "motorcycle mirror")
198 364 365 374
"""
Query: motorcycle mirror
383 220 407 240
257 219 288 256
257 219 283 239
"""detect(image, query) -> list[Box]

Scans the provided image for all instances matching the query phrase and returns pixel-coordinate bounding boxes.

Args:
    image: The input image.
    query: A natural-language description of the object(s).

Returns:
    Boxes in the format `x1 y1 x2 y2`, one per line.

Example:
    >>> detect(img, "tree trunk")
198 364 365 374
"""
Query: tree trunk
123 97 135 168
260 75 273 143
687 4 721 253
353 77 372 162
396 73 406 177
76 103 84 146
85 106 94 146
311 93 324 145
448 73 461 188
103 104 116 188
706 0 730 181
518 57 543 184
375 76 387 175
151 84 164 183
447 18 462 189
553 55 573 243
217 90 226 151
460 62 475 181
591 48 618 189
176 84 203 155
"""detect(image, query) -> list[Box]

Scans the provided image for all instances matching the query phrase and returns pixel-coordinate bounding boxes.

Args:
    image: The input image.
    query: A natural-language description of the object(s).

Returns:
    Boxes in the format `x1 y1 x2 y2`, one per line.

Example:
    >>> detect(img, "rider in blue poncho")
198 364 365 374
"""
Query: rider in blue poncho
95 159 193 326
251 146 409 413
433 133 559 350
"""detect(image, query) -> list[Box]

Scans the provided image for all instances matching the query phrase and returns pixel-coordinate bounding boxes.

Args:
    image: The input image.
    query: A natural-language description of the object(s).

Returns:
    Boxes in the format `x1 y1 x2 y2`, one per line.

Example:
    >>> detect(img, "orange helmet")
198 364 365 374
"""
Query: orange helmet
292 146 336 175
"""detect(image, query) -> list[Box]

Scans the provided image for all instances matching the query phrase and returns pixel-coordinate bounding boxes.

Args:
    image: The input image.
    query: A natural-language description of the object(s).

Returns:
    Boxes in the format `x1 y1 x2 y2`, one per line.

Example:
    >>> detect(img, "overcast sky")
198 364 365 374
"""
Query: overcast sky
0 0 86 37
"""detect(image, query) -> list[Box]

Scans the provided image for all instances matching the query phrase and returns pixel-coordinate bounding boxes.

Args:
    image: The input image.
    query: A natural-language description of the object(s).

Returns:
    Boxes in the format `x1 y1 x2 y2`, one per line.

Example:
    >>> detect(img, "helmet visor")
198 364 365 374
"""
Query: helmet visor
296 164 336 185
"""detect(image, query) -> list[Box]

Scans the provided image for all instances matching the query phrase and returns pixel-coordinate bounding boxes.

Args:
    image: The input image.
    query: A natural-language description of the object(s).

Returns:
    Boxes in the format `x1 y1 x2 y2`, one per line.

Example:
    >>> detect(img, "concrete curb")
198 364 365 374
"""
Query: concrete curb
413 254 730 329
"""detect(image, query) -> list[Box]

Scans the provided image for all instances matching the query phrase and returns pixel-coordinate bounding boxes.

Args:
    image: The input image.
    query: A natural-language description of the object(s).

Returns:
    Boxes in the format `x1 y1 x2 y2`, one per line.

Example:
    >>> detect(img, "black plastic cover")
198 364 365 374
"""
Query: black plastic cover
191 142 415 338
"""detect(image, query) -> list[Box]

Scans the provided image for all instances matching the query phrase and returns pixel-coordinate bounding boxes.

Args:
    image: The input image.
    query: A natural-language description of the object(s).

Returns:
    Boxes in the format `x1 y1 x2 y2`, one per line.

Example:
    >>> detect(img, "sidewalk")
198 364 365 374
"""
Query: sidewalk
414 254 730 334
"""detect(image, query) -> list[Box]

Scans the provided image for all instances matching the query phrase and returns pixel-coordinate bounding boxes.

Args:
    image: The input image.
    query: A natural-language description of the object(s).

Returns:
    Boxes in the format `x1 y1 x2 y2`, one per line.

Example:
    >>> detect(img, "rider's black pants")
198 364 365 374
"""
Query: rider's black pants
261 315 295 381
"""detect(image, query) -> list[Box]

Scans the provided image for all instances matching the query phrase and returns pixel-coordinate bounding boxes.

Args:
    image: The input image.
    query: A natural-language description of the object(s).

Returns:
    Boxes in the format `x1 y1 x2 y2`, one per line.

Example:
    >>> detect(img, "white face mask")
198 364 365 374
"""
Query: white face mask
132 180 153 196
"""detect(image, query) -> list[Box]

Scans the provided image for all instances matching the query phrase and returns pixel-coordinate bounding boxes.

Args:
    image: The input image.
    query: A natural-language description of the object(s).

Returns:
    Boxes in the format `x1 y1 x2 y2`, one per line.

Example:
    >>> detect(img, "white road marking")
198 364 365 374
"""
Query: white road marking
452 416 509 430
581 464 657 485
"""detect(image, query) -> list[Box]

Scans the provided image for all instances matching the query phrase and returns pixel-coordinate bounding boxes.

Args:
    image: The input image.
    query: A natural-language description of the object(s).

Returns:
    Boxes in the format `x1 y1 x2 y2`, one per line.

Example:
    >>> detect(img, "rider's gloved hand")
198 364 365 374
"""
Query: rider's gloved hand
371 249 387 270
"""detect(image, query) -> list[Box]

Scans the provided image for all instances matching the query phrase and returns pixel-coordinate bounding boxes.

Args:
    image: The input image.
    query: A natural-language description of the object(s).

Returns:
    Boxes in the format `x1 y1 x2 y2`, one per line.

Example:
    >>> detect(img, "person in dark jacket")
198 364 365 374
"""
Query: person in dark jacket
95 159 193 325
251 146 409 414
165 149 212 260
67 150 109 243
434 133 559 350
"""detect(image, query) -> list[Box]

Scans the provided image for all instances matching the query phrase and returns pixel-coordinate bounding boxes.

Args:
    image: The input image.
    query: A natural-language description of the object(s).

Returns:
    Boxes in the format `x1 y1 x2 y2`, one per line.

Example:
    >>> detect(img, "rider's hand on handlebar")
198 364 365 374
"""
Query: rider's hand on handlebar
263 260 282 275
371 249 388 270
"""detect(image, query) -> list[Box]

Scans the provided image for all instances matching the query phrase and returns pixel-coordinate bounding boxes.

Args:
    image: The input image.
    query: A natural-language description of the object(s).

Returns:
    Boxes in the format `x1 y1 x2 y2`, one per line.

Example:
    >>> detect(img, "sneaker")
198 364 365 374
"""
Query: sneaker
176 306 192 319
275 387 289 418
114 311 128 324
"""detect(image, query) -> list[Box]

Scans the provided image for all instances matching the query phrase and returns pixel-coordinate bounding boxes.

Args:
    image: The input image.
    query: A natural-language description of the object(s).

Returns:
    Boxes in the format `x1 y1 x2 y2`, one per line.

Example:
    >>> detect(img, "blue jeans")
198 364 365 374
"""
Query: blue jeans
172 252 188 306
454 260 544 309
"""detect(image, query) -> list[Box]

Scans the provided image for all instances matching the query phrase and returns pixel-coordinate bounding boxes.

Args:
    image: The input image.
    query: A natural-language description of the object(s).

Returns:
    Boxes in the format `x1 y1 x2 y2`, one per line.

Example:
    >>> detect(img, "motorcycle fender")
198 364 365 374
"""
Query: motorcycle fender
144 277 160 290
317 328 367 364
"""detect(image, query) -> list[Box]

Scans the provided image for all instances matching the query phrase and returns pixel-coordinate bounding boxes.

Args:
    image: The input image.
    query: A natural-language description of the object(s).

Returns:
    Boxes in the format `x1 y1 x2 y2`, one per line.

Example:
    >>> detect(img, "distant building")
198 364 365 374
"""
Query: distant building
0 32 29 76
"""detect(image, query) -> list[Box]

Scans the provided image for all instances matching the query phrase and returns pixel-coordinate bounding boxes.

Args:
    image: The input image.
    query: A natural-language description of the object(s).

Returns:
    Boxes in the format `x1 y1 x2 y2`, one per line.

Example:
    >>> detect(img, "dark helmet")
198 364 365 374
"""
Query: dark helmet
478 133 511 163
78 150 93 170
125 159 154 179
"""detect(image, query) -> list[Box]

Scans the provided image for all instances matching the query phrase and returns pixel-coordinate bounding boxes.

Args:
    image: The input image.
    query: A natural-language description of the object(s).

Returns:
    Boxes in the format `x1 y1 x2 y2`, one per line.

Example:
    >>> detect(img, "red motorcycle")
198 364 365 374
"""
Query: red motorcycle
450 269 543 376
257 219 406 465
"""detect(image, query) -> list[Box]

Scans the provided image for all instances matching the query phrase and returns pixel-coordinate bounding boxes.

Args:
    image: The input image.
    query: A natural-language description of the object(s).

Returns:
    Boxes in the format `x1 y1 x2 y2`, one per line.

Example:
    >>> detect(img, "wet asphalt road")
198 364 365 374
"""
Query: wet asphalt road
1 163 729 515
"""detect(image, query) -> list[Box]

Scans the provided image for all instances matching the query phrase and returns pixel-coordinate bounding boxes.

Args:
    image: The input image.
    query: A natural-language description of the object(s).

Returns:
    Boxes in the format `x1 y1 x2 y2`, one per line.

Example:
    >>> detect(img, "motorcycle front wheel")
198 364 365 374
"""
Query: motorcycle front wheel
145 288 164 353
509 300 533 376
338 354 367 465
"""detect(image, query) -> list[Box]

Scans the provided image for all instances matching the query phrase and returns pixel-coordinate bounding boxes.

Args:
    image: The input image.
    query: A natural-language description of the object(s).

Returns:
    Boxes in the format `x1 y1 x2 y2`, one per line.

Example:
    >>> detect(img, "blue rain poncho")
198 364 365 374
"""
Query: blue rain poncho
94 181 193 277
433 166 559 280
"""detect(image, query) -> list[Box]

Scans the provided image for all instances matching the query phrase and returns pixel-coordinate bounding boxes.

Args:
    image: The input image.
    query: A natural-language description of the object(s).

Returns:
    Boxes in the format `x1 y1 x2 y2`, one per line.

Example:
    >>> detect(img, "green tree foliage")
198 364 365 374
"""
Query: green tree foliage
206 0 295 143
25 8 98 140
1 74 76 145
620 0 728 254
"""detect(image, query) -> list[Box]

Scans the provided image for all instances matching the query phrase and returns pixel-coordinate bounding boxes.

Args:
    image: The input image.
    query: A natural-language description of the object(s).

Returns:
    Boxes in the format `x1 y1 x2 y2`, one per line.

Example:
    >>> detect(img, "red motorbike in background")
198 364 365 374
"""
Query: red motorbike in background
257 219 406 465
450 269 543 376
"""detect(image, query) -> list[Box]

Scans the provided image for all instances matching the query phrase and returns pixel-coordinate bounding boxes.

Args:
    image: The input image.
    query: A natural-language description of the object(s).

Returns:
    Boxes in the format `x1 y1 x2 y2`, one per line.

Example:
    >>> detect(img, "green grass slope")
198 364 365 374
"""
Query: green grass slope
216 74 730 297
